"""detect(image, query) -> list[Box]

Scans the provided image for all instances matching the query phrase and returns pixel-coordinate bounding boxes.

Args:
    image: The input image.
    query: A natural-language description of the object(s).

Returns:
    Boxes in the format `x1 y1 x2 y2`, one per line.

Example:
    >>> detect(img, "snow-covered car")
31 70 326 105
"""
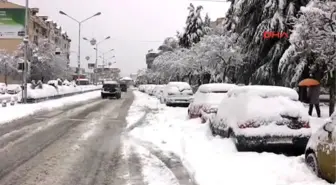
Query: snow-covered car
138 85 146 92
209 85 311 152
152 85 165 99
305 113 335 183
6 84 22 94
162 82 193 106
188 83 237 123
0 83 6 94
147 85 157 95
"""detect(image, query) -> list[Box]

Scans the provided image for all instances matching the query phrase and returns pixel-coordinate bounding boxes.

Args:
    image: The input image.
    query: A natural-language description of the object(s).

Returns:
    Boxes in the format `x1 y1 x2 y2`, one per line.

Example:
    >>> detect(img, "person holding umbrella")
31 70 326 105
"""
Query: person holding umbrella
299 78 321 117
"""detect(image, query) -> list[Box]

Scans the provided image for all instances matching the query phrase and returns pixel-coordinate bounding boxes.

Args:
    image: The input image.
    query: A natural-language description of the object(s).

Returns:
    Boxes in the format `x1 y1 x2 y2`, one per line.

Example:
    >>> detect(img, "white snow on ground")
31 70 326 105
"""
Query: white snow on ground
126 91 161 129
135 142 180 185
123 136 180 185
127 91 331 185
0 91 101 124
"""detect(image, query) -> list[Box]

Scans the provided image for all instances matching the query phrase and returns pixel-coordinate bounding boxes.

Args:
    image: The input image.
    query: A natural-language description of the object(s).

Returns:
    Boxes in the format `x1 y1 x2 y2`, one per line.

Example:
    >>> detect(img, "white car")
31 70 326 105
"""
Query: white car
6 84 22 95
188 83 237 123
162 82 193 106
209 85 311 153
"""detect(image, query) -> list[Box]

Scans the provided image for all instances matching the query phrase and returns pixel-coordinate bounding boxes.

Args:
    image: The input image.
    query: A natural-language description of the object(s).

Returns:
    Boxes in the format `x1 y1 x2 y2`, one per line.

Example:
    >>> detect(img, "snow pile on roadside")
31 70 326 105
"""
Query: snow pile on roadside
126 91 163 129
0 91 100 124
27 85 101 99
128 91 330 185
0 93 19 103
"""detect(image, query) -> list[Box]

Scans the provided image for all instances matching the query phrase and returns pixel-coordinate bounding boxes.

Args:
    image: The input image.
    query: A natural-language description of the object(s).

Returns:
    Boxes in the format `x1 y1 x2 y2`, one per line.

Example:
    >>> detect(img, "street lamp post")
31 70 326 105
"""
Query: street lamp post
22 0 29 104
99 49 114 68
59 11 101 78
84 36 110 84
102 55 115 68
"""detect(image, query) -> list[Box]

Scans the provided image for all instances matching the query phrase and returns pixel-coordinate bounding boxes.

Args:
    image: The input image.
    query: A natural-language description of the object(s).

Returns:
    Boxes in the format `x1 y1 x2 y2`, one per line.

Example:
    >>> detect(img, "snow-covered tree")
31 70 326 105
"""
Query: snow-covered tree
204 13 211 27
223 0 310 85
26 39 72 82
279 0 336 86
178 3 209 48
0 50 20 84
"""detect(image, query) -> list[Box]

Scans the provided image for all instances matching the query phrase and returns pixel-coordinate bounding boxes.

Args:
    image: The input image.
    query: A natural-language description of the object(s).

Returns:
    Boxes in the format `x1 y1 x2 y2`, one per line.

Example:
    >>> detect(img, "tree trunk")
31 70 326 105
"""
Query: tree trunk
4 63 7 85
329 83 335 116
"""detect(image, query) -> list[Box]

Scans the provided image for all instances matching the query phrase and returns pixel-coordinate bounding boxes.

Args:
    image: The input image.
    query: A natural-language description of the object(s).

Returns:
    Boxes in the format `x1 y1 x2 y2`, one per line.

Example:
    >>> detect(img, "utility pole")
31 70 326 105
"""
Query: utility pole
59 11 101 79
22 0 29 103
95 46 98 85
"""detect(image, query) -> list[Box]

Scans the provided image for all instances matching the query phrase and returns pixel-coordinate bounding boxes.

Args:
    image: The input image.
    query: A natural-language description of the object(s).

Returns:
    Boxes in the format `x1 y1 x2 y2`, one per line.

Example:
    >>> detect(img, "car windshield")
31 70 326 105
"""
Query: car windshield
103 84 118 88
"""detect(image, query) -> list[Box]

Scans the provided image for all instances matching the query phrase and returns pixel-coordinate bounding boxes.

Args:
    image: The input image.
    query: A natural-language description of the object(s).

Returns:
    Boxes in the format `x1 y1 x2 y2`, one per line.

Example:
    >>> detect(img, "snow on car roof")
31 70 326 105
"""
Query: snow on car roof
76 79 89 81
167 82 190 87
198 83 237 93
104 81 118 84
227 85 299 100
121 77 132 81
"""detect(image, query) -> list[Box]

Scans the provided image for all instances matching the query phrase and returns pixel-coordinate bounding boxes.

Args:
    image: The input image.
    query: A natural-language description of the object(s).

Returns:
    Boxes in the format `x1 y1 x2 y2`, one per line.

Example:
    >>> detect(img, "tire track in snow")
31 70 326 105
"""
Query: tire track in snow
131 138 196 185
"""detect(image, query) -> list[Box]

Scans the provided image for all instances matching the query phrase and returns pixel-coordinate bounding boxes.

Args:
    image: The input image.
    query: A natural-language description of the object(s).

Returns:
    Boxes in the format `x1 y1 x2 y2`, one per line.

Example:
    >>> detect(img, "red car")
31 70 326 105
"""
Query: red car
188 83 237 123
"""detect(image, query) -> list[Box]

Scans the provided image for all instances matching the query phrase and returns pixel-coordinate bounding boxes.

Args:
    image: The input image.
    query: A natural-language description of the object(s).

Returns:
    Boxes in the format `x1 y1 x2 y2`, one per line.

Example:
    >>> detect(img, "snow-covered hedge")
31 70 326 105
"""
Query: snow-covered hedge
27 84 101 100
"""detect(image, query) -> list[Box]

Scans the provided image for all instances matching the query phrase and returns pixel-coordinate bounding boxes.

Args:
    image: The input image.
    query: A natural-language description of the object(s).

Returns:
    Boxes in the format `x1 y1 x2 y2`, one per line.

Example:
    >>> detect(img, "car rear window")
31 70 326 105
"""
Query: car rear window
103 84 118 88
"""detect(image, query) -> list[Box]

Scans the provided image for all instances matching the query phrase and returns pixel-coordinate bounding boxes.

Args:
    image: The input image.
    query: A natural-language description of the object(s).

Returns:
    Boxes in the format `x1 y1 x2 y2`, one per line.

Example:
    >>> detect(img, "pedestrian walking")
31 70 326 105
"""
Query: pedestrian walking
307 84 321 117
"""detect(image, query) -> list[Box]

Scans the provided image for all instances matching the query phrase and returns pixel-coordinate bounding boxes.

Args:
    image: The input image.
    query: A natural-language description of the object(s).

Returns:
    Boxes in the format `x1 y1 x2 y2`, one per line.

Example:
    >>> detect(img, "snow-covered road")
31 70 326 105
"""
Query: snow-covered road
129 91 332 185
0 91 193 185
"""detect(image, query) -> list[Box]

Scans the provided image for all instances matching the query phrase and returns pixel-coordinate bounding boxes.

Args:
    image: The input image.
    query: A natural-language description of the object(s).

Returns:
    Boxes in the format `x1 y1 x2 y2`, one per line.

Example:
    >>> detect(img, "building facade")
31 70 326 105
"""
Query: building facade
0 1 71 83
0 1 71 55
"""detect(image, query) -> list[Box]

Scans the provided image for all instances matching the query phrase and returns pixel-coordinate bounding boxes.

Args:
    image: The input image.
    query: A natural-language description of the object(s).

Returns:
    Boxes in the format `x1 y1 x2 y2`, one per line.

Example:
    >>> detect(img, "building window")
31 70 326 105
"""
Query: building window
33 35 38 45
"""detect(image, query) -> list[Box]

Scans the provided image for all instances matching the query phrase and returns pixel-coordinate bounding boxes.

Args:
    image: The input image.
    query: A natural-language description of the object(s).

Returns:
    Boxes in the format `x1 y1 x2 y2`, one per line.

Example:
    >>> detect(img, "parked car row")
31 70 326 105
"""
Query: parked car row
0 83 22 95
138 82 335 183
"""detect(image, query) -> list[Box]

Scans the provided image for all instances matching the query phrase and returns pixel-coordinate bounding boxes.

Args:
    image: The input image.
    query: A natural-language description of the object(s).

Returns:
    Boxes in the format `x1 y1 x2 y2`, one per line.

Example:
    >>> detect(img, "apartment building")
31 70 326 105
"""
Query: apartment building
0 1 71 57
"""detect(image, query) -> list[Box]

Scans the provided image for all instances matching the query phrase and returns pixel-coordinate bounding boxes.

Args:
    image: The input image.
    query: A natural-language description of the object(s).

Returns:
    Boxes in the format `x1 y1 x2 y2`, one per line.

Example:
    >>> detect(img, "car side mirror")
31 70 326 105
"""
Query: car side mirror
323 122 334 133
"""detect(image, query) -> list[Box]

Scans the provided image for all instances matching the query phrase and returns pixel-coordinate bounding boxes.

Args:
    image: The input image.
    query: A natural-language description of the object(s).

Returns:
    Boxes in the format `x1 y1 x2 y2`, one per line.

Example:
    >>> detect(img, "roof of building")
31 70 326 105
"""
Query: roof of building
0 1 25 9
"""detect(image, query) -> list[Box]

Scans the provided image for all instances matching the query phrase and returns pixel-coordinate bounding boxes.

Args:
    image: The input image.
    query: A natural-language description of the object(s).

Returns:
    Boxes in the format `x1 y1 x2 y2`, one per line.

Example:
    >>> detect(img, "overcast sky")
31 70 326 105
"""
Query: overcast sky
11 0 230 76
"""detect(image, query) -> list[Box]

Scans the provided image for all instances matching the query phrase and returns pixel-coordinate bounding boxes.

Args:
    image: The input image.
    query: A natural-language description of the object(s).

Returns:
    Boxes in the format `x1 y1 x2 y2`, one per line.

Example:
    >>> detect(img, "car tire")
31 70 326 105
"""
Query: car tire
209 122 216 136
305 152 321 177
229 129 243 151
101 94 106 99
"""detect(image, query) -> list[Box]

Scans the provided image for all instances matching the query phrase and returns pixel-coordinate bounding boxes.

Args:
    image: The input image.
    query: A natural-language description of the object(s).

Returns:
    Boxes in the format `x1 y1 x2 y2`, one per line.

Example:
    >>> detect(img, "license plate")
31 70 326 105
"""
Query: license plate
267 138 292 144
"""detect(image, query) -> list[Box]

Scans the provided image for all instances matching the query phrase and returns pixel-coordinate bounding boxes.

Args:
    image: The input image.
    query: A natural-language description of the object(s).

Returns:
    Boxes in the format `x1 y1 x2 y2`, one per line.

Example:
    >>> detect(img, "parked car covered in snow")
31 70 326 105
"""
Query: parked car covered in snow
152 85 165 99
162 82 193 106
305 113 335 183
209 85 311 153
0 83 6 94
188 83 237 123
6 84 22 94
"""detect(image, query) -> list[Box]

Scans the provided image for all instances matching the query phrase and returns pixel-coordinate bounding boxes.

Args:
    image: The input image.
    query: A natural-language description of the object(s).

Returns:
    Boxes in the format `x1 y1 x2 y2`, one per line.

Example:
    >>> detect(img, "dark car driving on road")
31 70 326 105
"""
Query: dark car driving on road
101 81 121 99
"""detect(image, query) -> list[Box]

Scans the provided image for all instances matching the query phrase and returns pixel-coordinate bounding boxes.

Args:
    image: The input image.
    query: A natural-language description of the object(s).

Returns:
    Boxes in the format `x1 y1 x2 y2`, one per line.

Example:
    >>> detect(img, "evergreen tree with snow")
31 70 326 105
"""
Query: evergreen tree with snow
178 3 208 48
279 0 336 115
223 0 310 85
204 13 211 27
